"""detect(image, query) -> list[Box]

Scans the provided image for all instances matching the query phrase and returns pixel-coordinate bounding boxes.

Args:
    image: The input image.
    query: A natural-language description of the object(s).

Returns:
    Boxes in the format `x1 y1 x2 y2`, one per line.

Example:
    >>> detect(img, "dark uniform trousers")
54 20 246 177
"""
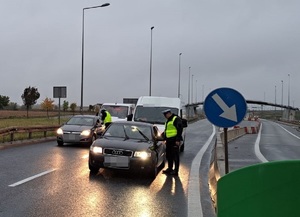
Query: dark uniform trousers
166 137 180 172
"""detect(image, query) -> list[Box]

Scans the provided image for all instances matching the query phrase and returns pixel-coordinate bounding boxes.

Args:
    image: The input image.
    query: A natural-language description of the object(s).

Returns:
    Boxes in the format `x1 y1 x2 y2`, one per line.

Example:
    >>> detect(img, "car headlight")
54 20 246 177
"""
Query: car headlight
57 128 63 135
81 130 91 136
91 146 103 154
134 151 151 160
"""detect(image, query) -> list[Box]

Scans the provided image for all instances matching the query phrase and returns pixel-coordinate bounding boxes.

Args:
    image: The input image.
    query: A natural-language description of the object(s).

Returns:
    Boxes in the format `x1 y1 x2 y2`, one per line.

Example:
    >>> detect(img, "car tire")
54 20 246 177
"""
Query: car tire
89 162 100 174
160 160 165 169
57 141 64 146
89 135 96 146
149 166 158 179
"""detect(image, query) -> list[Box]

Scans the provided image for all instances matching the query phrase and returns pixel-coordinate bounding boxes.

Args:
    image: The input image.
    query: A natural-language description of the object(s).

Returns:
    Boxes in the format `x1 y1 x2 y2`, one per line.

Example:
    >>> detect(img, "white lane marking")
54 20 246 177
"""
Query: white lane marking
188 125 216 217
255 122 300 163
8 169 57 187
276 123 300 140
254 122 268 163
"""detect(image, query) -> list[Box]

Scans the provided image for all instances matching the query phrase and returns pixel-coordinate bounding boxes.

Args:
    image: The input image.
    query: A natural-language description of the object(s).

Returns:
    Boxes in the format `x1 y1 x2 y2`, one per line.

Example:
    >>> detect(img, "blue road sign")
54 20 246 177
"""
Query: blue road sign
204 87 247 128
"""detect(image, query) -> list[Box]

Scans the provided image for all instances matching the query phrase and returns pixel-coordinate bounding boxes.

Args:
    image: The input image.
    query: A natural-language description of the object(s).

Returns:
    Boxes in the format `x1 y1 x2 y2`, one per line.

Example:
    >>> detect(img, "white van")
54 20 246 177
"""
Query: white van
100 103 135 122
130 96 187 152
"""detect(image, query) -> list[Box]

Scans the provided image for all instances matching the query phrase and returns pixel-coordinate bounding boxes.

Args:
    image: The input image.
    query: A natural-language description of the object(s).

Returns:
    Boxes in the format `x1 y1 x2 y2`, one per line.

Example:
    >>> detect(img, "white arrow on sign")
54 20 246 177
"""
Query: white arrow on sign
212 93 237 122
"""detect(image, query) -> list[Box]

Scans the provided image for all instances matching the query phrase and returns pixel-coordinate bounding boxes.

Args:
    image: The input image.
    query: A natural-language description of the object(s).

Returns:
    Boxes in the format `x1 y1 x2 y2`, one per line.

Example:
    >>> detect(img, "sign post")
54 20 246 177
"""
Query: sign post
53 86 67 125
204 87 247 174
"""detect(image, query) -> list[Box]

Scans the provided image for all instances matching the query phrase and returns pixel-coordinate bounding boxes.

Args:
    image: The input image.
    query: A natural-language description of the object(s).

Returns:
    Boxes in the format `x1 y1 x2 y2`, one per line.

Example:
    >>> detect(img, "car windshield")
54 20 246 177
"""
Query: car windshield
102 105 129 119
66 117 94 126
104 123 152 141
133 106 179 124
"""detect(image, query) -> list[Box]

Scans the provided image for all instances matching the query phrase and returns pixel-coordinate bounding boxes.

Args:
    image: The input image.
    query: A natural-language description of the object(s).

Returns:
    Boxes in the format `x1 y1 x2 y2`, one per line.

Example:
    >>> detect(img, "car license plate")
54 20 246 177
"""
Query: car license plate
104 156 129 168
65 134 76 141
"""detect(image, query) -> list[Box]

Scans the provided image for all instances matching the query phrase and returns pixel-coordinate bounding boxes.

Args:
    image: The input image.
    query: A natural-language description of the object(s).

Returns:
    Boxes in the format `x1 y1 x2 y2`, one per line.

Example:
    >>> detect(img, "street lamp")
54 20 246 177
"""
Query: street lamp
275 85 277 111
196 79 198 102
288 74 290 120
149 26 154 96
188 67 191 105
281 80 283 111
178 53 182 98
191 74 194 104
288 74 290 107
80 3 110 113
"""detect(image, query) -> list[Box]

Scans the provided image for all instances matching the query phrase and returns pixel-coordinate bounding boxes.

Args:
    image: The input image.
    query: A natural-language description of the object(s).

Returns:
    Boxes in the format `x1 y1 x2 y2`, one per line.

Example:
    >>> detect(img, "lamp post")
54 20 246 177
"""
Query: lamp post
80 3 110 113
178 53 182 98
275 85 277 111
281 80 283 111
196 79 198 102
149 26 154 96
288 74 290 120
191 74 194 104
288 74 290 107
188 67 191 105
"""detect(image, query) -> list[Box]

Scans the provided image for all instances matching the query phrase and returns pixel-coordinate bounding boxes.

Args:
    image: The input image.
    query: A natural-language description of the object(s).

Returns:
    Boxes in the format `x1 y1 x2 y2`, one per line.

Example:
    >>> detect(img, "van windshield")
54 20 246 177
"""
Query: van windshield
133 106 179 124
102 105 129 119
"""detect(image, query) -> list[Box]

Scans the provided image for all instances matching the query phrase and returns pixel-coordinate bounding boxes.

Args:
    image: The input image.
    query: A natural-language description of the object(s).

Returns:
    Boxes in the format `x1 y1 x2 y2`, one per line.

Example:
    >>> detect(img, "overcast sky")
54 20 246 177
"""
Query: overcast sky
1 0 299 109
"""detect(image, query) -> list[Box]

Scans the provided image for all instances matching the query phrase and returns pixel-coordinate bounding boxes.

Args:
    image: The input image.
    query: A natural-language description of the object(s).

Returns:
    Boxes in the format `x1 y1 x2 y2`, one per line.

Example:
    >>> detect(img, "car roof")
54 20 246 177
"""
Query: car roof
111 121 154 127
72 115 98 118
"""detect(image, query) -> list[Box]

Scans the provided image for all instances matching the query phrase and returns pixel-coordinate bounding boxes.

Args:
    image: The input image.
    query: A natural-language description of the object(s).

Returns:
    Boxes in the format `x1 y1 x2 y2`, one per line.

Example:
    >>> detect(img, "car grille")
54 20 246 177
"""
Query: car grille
104 148 133 157
63 131 80 135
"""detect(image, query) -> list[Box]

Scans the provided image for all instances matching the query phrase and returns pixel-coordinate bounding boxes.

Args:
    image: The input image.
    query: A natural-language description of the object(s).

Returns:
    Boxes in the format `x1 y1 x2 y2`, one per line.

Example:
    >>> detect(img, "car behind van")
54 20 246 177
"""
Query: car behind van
100 103 135 122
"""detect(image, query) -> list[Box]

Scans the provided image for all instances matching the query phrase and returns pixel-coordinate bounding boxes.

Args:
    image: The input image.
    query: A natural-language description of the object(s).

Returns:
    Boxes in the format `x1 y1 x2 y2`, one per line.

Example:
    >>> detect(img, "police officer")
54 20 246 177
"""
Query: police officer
100 108 112 128
162 109 183 176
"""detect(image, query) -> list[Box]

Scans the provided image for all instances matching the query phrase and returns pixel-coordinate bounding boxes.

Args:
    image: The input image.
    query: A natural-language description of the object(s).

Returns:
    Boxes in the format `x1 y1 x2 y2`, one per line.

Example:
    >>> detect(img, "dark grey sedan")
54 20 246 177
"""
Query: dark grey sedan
56 115 101 146
88 121 166 179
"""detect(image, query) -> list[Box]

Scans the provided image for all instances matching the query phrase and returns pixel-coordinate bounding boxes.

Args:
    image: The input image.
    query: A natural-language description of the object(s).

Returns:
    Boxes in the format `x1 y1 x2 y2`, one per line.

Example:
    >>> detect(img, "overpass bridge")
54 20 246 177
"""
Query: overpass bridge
185 100 299 121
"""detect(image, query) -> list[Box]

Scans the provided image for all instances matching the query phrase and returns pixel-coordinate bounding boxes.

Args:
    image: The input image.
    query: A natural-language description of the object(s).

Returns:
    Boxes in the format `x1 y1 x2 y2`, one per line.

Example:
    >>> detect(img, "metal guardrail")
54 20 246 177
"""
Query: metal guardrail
0 126 59 144
0 116 198 145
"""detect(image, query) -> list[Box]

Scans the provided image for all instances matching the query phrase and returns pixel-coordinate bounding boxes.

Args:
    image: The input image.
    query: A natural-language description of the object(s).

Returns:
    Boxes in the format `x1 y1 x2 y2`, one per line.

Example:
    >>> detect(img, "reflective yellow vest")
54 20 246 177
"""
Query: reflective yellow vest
104 111 112 124
165 116 177 138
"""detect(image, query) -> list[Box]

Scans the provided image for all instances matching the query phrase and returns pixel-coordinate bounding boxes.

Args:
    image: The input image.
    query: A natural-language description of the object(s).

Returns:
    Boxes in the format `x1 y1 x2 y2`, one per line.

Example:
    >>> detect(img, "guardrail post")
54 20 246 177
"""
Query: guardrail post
29 131 32 139
44 131 47 138
10 132 14 143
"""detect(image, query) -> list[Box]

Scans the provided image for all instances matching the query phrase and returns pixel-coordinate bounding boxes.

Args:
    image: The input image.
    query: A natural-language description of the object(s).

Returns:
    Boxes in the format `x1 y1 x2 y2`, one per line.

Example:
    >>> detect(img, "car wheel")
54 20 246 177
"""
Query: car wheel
57 141 64 146
160 160 165 169
149 166 158 179
90 135 96 146
89 162 100 174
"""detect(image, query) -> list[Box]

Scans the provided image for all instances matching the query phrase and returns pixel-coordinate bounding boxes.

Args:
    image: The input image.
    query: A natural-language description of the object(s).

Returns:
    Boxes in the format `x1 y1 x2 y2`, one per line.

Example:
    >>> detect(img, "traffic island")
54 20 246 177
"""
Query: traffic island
217 160 300 217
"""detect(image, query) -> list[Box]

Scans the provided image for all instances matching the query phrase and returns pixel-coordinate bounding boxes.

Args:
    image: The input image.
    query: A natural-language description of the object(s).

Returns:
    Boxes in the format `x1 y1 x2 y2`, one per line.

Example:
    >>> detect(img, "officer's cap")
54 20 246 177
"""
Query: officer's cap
162 109 171 115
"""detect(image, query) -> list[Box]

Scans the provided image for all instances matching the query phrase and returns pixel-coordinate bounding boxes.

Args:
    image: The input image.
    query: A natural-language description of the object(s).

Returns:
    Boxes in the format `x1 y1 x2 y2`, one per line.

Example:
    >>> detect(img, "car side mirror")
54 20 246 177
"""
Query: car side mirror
95 119 100 127
127 114 133 121
155 134 164 141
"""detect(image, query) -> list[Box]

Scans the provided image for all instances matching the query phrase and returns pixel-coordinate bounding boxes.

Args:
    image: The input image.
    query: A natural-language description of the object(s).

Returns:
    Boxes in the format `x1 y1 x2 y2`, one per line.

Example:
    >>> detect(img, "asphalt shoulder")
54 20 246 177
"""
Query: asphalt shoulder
0 137 56 150
228 134 261 172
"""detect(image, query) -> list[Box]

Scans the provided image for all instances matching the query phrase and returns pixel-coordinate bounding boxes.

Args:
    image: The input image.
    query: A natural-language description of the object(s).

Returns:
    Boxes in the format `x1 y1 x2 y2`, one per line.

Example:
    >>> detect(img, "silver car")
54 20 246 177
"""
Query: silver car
56 115 101 146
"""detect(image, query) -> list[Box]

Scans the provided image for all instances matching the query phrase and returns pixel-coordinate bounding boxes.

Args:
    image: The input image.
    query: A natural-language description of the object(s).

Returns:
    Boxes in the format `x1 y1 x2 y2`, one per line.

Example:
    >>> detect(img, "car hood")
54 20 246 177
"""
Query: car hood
61 124 92 132
93 137 153 151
